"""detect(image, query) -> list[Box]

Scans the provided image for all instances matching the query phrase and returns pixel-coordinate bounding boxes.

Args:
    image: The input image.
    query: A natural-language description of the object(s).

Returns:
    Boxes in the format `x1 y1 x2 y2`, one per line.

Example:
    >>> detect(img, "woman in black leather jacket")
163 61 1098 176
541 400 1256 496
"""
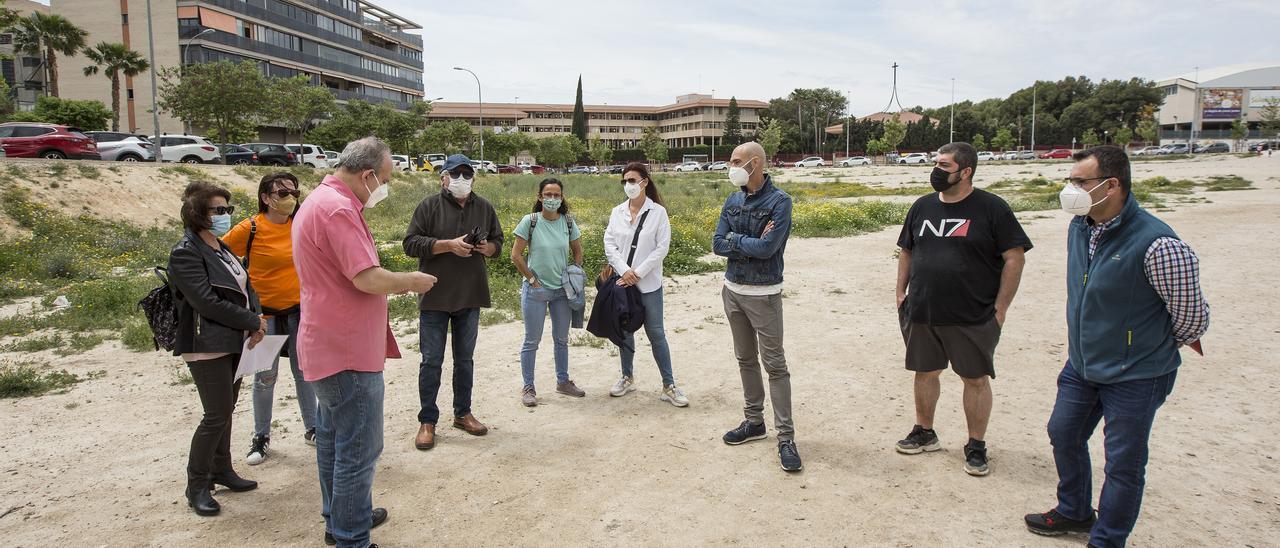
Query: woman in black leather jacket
167 181 267 517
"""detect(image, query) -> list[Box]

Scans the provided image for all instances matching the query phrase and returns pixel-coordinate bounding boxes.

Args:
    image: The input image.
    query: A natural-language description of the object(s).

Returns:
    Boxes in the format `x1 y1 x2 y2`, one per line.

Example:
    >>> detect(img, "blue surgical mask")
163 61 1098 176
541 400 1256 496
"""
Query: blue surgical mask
542 198 562 211
210 214 232 236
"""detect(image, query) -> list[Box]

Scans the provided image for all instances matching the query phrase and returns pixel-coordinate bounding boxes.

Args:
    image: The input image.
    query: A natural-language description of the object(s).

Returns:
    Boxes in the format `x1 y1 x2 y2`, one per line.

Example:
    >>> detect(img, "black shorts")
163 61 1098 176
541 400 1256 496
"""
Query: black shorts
898 306 1001 379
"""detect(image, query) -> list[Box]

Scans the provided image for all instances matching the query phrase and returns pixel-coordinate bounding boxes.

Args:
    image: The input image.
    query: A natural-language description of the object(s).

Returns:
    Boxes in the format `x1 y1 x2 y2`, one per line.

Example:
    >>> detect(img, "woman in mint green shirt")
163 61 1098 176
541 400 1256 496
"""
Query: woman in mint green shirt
510 178 584 407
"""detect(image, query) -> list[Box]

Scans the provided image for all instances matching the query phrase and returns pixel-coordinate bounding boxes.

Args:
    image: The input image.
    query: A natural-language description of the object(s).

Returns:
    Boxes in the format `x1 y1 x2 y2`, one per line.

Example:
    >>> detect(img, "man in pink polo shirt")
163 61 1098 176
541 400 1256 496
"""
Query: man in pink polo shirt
293 136 436 548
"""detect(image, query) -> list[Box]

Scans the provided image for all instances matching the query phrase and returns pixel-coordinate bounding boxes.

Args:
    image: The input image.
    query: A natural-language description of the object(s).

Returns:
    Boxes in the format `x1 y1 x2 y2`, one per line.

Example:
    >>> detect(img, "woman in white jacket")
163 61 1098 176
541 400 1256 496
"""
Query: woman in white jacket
603 162 688 407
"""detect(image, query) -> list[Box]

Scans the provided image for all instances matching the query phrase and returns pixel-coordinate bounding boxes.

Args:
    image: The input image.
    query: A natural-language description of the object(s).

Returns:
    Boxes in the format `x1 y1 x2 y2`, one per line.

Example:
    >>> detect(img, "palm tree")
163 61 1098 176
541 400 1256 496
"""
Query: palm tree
82 42 150 131
10 13 88 98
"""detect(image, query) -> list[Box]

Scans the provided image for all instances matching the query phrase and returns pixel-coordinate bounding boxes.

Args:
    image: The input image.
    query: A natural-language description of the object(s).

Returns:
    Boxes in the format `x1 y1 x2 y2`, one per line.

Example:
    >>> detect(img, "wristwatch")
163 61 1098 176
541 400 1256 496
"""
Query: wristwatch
526 276 536 285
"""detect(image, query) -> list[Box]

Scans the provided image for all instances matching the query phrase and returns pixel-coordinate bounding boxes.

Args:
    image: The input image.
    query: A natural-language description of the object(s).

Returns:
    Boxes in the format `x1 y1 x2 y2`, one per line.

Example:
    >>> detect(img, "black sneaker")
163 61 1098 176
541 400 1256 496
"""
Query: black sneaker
304 428 316 447
245 435 269 465
1024 508 1096 536
325 507 388 545
895 425 940 454
964 439 989 476
722 420 767 445
778 440 803 472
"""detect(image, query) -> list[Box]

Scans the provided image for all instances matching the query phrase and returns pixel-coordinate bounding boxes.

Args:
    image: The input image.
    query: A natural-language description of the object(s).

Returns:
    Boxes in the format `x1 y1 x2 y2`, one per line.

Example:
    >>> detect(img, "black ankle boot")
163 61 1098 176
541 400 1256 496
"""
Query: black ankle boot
211 469 258 492
185 482 221 516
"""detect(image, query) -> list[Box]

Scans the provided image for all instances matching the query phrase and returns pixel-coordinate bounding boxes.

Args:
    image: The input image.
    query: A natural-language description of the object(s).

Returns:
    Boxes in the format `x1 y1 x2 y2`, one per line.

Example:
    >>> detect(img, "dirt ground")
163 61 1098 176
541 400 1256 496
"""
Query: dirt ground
1 155 1278 546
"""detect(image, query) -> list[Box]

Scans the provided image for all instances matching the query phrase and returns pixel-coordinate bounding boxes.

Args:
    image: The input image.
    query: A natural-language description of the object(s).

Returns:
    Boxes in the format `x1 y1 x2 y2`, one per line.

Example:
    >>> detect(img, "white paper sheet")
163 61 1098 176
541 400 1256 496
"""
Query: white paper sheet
234 335 289 380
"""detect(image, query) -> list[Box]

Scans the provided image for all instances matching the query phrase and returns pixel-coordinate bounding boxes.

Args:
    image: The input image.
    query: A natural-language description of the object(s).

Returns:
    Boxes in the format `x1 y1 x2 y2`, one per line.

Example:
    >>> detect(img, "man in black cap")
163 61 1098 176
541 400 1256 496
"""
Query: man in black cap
402 154 504 450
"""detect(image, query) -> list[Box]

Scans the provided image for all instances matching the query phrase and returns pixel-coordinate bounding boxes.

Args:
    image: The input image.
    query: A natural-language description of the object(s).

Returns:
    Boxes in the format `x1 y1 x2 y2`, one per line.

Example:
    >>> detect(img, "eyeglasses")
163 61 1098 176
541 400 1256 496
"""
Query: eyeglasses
448 170 475 180
541 192 563 199
270 189 300 198
208 205 235 215
1063 176 1113 189
620 177 644 185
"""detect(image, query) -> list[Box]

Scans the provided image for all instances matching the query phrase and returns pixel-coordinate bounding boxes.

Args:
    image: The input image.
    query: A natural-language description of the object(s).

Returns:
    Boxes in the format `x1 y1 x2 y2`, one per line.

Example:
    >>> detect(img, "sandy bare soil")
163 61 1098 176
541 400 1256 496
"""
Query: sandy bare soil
1 155 1278 546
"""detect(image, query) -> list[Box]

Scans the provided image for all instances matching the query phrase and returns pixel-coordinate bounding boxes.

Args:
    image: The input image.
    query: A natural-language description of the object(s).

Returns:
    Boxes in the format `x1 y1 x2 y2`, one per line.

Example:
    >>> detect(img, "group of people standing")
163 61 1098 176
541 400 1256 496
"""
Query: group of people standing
164 135 1207 548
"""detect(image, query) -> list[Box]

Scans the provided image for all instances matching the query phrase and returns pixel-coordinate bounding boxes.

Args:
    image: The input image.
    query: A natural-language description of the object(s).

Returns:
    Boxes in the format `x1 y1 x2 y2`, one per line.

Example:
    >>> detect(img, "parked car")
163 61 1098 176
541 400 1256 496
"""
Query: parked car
673 161 702 172
1039 149 1072 159
324 149 341 168
976 151 996 161
1017 150 1036 160
566 166 593 174
897 152 929 165
1165 144 1190 154
705 161 728 171
1249 142 1272 152
84 131 153 162
418 153 447 172
1001 150 1020 160
149 134 221 164
793 156 825 167
1132 146 1162 156
838 156 871 166
1195 142 1230 154
285 143 328 168
391 154 411 172
497 164 522 174
467 160 497 173
217 144 259 165
606 164 627 174
241 143 298 166
0 123 100 160
522 164 547 175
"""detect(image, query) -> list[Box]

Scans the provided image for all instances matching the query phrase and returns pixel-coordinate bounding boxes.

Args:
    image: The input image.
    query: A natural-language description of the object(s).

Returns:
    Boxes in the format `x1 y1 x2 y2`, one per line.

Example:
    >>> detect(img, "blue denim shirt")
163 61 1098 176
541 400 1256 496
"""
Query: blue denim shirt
712 174 792 285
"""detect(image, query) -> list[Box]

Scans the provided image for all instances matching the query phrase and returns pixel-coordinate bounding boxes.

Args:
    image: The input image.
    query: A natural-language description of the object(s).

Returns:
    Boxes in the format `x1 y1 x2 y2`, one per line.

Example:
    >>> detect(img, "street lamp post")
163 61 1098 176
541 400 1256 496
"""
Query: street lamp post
453 66 483 163
145 0 160 158
949 78 955 143
181 28 217 135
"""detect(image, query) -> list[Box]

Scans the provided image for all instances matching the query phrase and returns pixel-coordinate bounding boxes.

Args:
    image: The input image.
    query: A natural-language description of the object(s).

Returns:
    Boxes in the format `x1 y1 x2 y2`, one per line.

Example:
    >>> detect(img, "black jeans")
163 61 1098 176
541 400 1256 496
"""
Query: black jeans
187 355 242 484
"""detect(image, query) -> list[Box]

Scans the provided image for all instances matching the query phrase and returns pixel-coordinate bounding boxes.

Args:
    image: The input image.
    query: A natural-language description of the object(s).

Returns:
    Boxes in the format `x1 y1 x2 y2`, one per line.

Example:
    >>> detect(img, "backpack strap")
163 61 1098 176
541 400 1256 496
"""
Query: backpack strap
242 216 257 268
626 210 650 266
526 213 536 249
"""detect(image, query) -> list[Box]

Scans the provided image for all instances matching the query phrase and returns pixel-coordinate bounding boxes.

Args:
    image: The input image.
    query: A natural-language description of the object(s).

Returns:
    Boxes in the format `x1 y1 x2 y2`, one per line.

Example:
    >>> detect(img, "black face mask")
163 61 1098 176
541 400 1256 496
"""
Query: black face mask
930 166 963 192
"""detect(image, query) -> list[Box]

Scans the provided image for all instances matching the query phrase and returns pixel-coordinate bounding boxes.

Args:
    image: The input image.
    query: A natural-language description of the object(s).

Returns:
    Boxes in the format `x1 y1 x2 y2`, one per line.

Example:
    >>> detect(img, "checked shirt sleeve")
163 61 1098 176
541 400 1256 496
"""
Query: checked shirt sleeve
1144 237 1209 344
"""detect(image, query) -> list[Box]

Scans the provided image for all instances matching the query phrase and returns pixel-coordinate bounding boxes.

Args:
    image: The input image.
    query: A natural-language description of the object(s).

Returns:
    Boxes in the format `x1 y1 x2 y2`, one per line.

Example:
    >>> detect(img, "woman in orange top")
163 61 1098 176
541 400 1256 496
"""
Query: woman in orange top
223 172 313 466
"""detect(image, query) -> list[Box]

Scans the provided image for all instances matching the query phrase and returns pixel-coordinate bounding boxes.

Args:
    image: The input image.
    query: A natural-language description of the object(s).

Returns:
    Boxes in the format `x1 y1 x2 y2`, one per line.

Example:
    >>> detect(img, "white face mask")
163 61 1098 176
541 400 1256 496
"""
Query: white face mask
728 159 753 186
1059 179 1110 216
448 175 472 198
623 182 642 199
364 172 388 208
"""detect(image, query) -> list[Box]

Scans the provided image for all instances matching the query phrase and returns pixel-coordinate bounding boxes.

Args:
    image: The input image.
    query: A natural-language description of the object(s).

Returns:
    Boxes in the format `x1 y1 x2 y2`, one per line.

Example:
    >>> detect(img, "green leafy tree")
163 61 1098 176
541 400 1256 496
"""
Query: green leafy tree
758 122 782 161
570 75 587 143
307 99 425 153
0 1 19 29
971 133 986 151
80 42 148 132
991 127 1016 151
588 134 613 166
1260 98 1280 145
865 138 886 160
881 114 907 152
1230 117 1248 151
414 119 474 155
1113 126 1133 150
722 96 743 146
639 126 668 164
484 127 536 163
536 134 586 167
157 60 270 145
272 75 336 143
9 13 87 98
762 87 847 153
8 95 110 129
1136 118 1159 145
1080 128 1101 147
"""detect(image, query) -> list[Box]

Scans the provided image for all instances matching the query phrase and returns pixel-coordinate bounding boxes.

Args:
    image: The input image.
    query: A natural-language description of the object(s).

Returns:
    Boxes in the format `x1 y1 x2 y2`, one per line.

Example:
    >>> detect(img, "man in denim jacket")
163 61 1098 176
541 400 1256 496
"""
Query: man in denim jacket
713 141 801 472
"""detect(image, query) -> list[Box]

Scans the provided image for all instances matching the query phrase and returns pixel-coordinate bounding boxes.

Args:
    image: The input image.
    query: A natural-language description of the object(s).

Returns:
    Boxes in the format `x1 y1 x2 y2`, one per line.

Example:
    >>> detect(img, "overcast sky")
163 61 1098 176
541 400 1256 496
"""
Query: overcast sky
380 0 1279 113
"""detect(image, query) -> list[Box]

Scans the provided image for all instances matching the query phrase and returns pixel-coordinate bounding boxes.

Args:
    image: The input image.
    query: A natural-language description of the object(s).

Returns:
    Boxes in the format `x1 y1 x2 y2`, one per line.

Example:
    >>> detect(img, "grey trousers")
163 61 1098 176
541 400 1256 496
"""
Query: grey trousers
722 286 793 441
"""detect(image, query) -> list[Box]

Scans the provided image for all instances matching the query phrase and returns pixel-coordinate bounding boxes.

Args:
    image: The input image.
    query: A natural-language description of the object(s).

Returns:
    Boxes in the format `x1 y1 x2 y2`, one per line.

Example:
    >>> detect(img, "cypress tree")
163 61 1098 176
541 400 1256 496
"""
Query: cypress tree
571 75 587 143
723 96 743 146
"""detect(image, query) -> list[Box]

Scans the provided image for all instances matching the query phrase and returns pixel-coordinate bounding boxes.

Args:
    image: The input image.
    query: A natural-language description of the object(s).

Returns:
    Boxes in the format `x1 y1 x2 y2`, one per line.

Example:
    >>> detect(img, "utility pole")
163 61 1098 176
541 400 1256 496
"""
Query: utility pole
949 78 955 143
146 0 161 159
845 90 851 159
1030 84 1036 153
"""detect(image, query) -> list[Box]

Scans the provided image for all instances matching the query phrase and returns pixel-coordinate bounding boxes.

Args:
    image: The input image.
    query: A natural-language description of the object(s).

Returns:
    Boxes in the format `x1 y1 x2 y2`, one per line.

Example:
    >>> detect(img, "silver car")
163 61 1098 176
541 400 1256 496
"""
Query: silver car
85 131 155 162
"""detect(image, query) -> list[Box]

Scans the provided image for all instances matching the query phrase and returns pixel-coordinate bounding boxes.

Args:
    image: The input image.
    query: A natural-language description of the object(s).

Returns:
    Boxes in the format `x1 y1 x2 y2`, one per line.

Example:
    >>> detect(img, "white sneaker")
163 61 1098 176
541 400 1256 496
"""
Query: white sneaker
661 384 689 407
245 435 269 466
609 376 635 397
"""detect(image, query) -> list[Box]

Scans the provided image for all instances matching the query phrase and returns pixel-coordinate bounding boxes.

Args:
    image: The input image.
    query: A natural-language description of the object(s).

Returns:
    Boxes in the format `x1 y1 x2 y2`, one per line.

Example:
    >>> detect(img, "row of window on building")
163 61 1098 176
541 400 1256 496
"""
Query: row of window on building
188 45 413 105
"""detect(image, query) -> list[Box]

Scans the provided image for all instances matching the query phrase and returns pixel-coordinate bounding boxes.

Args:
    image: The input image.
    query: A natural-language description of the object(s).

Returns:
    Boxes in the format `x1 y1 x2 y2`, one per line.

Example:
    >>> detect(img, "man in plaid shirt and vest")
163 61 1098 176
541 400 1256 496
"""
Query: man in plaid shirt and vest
1025 145 1210 547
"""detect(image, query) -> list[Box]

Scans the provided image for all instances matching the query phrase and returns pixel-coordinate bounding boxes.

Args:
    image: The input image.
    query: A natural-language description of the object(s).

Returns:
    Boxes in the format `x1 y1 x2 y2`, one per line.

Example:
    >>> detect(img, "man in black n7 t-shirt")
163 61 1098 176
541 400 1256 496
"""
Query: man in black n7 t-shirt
894 141 1032 477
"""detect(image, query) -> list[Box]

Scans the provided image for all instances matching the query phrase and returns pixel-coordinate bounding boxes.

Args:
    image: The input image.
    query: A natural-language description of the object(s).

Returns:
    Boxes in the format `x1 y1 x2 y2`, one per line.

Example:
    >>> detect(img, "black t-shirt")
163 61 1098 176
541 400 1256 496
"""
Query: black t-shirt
897 189 1032 326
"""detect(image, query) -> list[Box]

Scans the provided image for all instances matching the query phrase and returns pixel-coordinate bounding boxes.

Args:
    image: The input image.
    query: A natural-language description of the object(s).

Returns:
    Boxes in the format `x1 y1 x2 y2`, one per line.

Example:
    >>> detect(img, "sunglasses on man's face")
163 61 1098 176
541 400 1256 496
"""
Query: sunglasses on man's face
448 170 475 180
208 205 235 215
270 188 301 198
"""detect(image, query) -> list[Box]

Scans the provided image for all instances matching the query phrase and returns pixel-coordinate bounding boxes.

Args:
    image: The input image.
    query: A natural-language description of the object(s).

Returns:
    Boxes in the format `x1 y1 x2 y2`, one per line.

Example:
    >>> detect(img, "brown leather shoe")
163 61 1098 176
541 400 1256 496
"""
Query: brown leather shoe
414 423 435 450
452 413 489 436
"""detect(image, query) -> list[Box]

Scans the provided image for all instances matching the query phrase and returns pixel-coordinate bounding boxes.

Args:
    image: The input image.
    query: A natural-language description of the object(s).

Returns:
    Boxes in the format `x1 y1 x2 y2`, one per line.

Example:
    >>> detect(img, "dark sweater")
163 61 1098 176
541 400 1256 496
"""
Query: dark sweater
402 188 504 312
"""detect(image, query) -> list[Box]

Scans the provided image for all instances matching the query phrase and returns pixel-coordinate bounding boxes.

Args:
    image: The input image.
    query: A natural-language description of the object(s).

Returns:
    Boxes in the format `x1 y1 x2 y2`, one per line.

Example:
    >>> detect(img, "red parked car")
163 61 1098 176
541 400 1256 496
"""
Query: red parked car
1038 148 1073 159
522 164 547 174
496 164 522 174
0 122 100 160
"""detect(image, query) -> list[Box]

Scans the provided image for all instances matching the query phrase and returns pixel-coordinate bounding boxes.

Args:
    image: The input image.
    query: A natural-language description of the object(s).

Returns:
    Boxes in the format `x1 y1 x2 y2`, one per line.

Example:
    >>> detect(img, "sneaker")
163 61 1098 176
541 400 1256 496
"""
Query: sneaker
895 425 940 455
245 435 269 466
1024 508 1096 536
722 420 767 445
556 380 586 397
609 376 635 397
660 384 689 407
778 440 803 472
326 507 388 545
964 439 989 476
304 428 316 447
521 385 537 407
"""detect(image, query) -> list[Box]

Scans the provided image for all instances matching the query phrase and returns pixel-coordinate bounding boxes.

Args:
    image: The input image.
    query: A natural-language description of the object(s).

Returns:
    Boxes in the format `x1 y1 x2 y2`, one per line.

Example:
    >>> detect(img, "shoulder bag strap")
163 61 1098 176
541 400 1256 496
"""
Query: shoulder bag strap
626 210 651 265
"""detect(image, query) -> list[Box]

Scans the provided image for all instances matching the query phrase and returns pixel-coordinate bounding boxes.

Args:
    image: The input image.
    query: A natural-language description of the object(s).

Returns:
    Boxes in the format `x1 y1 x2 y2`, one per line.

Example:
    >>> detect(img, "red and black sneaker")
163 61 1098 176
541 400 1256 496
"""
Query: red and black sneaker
1024 508 1095 536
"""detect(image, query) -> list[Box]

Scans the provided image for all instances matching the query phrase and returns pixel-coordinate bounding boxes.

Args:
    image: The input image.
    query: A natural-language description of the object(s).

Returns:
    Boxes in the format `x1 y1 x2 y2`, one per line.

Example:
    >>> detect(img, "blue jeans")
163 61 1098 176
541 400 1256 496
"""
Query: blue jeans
252 311 317 437
312 371 384 548
619 287 675 386
520 281 571 388
417 308 479 424
1047 362 1177 548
